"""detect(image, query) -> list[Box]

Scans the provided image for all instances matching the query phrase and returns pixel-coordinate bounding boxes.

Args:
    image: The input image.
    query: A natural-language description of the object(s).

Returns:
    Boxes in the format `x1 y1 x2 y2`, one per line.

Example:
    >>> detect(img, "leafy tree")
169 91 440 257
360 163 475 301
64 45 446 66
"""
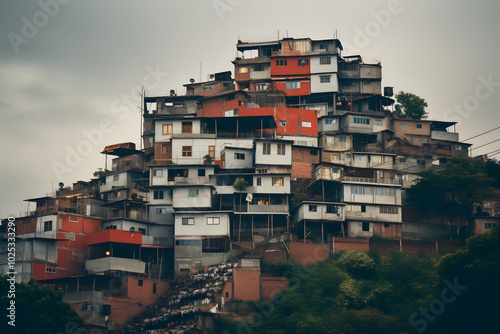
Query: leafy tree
332 308 403 334
426 228 500 334
394 91 428 119
233 177 249 191
337 251 375 279
406 156 496 237
0 277 83 333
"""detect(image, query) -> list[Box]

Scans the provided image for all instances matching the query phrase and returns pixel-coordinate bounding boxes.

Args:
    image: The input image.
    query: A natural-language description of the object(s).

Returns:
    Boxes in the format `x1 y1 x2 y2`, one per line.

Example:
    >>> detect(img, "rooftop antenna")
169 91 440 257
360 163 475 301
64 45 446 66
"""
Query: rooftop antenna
200 62 202 82
139 86 144 150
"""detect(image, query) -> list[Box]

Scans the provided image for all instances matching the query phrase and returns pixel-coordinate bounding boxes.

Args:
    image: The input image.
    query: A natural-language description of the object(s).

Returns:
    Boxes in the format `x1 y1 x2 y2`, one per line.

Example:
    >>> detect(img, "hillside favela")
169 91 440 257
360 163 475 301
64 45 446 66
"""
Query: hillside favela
1 36 499 334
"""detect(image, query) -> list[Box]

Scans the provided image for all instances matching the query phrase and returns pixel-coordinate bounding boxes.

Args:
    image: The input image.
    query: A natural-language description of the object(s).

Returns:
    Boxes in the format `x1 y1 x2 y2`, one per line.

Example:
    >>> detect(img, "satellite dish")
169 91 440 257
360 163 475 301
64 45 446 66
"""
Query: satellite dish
190 78 195 83
209 74 215 80
58 182 64 189
130 227 135 232
169 89 176 96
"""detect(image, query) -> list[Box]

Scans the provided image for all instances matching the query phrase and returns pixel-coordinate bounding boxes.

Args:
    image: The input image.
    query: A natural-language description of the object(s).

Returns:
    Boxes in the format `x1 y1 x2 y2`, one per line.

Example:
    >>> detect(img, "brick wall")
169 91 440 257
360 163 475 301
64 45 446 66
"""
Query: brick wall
291 146 320 179
332 237 369 252
261 276 289 301
233 268 261 301
262 250 286 264
287 242 330 265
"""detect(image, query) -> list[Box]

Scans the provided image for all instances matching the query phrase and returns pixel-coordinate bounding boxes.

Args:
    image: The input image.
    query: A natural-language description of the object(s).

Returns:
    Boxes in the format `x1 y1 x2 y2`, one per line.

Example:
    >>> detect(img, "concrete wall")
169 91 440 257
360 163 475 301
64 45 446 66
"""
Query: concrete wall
342 184 401 205
345 204 401 223
85 257 146 274
261 276 289 301
291 146 320 179
223 147 254 169
172 186 212 209
174 212 230 237
100 172 137 193
294 202 344 222
155 118 202 143
310 73 339 94
150 166 215 187
148 204 174 225
310 54 338 73
254 141 292 166
171 138 253 164
318 118 340 133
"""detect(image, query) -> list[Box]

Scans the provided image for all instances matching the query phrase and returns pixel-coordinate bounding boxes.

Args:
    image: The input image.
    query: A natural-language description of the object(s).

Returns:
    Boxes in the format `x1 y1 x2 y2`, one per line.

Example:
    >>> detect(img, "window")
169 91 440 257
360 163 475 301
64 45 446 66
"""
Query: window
182 218 194 225
380 206 398 214
203 85 213 90
339 137 346 142
399 158 407 163
181 121 192 133
263 142 271 155
113 175 119 181
417 159 426 166
198 169 206 177
154 190 164 200
256 177 261 186
254 64 264 71
400 123 406 128
308 205 317 212
326 205 338 214
362 222 370 232
257 168 268 174
44 221 52 232
320 75 331 83
272 177 284 186
384 223 390 228
188 189 199 197
276 59 287 66
138 228 146 234
138 279 144 286
238 67 248 73
355 155 363 162
162 124 173 135
154 169 163 177
485 222 498 229
224 94 235 101
81 303 91 311
298 59 309 66
375 188 395 196
416 124 422 129
319 57 331 65
277 143 286 155
319 44 326 50
182 146 192 157
207 217 220 225
153 283 157 294
353 117 370 124
286 81 301 89
351 186 373 195
234 153 245 160
310 149 318 155
347 205 362 212
161 144 171 154
45 267 56 273
105 225 117 229
361 205 366 213
279 120 287 126
325 119 336 124
208 146 215 158
176 239 201 245
302 121 312 128
156 208 166 214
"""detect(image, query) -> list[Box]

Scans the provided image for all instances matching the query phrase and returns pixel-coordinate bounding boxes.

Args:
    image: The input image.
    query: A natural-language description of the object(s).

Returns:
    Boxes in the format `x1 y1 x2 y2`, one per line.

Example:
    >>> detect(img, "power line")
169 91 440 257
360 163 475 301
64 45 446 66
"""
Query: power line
469 138 500 151
462 126 500 142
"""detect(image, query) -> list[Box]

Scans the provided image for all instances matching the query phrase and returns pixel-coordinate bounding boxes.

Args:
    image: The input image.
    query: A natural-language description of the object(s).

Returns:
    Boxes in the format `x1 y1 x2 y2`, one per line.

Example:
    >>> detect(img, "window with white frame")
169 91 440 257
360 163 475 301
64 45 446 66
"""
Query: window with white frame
156 208 166 214
351 186 373 195
263 142 271 155
44 221 52 232
277 143 286 155
353 117 370 125
207 217 220 225
234 153 245 160
182 218 194 225
302 121 312 128
286 81 301 89
319 57 331 65
320 75 331 83
308 205 317 212
154 169 163 177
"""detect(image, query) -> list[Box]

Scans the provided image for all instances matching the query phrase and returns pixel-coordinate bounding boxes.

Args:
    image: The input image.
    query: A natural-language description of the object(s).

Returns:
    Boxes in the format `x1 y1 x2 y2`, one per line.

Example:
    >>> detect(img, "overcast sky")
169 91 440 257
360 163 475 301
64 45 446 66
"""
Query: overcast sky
1 0 499 217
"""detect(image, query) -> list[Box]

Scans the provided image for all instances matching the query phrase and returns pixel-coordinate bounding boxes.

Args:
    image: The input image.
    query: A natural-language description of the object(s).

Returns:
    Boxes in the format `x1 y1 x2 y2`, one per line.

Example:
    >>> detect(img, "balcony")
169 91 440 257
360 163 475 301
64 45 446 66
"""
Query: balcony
431 130 459 142
142 235 171 246
234 204 289 214
200 130 275 139
85 257 146 274
340 176 401 185
87 229 143 246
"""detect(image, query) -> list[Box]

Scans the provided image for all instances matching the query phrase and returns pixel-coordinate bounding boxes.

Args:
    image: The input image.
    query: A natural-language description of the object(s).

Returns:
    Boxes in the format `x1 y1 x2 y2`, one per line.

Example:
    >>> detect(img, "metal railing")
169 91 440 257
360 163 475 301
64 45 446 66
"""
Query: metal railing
340 176 400 185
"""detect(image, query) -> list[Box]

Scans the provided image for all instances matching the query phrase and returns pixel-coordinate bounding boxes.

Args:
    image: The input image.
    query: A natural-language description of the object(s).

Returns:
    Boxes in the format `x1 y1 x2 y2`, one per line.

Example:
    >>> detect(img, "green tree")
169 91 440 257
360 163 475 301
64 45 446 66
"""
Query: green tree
426 228 500 334
406 156 495 237
338 251 376 279
233 177 249 191
394 91 428 119
0 277 84 333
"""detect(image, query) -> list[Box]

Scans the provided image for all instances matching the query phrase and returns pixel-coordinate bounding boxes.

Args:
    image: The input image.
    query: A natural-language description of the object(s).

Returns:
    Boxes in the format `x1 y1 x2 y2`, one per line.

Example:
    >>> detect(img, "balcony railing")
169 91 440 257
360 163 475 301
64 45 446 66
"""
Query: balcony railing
340 176 400 185
200 130 275 139
234 204 289 213
85 257 146 274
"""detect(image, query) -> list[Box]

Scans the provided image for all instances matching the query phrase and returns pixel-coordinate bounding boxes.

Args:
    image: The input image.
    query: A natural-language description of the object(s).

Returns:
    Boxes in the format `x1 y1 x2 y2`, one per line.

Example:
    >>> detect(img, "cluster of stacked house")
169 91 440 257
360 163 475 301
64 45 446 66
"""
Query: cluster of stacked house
0 36 484 333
